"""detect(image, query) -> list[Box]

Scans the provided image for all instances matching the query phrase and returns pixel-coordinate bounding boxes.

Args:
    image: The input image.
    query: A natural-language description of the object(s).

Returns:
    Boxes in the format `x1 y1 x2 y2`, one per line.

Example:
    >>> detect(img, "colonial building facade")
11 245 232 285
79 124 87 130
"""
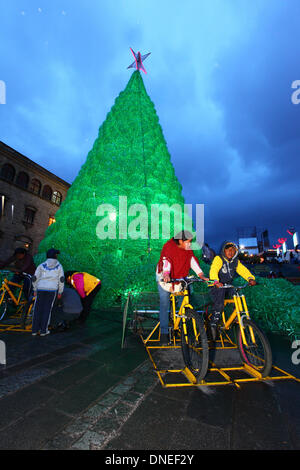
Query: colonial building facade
0 141 70 259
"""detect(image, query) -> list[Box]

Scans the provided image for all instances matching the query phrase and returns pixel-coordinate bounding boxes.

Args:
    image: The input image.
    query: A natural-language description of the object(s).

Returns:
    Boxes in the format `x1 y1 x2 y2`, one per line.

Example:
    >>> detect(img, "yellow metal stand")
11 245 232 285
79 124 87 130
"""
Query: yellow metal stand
0 313 32 332
142 323 300 389
0 323 31 333
0 305 33 333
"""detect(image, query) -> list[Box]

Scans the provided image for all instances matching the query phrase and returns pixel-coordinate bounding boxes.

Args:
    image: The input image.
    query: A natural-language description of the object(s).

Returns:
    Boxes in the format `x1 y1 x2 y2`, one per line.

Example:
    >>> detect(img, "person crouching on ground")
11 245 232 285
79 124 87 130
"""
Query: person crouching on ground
156 231 209 345
31 249 64 336
209 241 256 339
51 286 83 332
65 271 101 324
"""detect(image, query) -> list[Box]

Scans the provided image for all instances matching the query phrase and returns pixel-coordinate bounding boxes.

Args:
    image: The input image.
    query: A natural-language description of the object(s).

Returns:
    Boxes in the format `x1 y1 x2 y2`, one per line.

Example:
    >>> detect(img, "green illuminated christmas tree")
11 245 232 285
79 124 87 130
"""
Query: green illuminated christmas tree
36 59 199 307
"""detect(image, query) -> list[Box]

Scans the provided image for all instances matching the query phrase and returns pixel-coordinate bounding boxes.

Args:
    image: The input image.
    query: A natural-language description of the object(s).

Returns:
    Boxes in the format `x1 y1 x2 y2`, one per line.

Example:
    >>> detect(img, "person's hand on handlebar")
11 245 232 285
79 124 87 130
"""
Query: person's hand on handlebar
214 281 223 288
198 274 210 282
248 278 256 286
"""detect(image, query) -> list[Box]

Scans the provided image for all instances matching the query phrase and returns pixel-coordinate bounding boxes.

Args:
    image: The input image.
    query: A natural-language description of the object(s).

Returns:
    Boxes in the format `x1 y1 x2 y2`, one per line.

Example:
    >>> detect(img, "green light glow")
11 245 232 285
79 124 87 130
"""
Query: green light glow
35 71 198 308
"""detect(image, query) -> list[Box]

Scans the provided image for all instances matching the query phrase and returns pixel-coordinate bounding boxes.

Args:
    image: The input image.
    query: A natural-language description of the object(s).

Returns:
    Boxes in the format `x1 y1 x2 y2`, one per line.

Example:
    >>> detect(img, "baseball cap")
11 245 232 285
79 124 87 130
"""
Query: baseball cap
46 248 60 258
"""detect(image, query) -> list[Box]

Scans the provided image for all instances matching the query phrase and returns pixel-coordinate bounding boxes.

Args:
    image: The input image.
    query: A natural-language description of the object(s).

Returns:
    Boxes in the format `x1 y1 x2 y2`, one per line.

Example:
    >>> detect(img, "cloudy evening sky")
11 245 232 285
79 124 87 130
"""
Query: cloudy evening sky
0 0 300 251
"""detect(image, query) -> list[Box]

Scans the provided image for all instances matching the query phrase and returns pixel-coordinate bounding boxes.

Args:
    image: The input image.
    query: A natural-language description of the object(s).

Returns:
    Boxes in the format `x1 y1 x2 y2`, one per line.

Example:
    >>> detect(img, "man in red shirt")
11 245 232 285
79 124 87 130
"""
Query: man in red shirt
156 231 208 345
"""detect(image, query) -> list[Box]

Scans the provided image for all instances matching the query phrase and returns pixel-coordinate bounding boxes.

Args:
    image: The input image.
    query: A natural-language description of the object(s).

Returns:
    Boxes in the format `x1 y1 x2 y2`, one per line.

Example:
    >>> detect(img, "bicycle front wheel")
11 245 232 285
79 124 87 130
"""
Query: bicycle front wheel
20 300 34 329
0 299 8 321
181 309 209 382
238 319 272 377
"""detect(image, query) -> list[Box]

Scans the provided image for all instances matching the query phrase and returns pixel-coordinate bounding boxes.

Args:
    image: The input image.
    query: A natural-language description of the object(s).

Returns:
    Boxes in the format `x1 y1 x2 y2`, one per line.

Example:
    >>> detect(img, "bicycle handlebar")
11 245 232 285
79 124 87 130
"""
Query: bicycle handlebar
169 277 254 290
216 283 250 289
0 270 32 279
169 276 210 287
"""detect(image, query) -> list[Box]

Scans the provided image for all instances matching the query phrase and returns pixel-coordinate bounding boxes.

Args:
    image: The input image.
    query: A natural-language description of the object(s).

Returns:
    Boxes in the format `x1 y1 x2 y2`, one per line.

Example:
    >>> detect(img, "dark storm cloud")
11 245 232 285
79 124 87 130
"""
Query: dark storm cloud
160 1 300 249
210 2 300 185
0 0 299 250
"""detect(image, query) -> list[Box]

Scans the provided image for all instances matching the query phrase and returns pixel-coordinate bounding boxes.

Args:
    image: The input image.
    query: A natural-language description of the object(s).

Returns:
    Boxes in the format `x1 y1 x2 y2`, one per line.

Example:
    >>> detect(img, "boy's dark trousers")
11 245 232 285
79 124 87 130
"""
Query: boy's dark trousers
209 286 235 325
32 290 57 334
79 283 101 323
11 273 32 300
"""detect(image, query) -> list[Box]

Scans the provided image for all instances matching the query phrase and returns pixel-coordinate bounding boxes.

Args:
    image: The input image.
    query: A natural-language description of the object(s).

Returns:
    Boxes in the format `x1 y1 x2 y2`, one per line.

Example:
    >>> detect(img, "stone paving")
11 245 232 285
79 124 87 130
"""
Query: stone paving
0 312 155 450
0 307 300 451
45 362 156 450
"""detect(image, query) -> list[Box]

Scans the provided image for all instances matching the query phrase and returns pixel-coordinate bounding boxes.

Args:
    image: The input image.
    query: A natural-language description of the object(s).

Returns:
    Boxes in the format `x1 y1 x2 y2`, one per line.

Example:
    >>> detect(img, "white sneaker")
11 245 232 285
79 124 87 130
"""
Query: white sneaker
40 330 50 337
32 332 38 336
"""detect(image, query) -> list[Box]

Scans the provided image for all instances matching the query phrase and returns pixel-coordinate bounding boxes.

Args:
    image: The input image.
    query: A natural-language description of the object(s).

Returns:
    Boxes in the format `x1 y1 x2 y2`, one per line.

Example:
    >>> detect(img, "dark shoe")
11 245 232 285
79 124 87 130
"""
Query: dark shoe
159 333 169 346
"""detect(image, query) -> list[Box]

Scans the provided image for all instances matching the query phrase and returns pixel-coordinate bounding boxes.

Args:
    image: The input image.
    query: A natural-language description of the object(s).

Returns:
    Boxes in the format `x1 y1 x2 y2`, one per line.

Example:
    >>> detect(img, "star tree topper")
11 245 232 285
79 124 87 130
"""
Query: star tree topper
127 48 151 74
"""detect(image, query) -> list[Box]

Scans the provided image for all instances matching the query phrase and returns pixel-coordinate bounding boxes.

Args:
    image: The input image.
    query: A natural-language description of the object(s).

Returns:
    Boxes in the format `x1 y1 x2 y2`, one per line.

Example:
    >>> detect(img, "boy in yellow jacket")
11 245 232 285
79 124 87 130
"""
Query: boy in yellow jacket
65 271 101 324
209 241 256 337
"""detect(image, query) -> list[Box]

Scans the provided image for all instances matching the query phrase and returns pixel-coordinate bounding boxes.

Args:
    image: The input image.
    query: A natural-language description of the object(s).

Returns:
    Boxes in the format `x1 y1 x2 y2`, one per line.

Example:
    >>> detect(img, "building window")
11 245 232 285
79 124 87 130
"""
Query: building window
0 194 8 217
52 190 62 206
48 216 56 226
42 185 52 201
0 163 15 182
16 171 29 189
24 207 36 225
29 178 41 195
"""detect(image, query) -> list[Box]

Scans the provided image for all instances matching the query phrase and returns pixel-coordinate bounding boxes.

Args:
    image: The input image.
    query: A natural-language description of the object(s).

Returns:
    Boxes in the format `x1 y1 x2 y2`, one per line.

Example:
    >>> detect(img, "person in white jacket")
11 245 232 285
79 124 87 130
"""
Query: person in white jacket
31 248 64 336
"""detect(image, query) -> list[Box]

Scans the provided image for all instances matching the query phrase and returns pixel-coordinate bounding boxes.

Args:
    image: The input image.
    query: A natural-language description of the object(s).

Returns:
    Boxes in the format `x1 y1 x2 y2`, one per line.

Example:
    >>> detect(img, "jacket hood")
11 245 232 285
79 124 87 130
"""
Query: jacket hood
219 241 239 261
45 258 60 269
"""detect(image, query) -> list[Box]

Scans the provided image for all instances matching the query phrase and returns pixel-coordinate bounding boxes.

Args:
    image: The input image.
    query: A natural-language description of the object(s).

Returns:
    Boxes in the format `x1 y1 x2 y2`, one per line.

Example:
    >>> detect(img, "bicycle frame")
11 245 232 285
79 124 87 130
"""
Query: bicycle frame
0 278 24 306
222 290 255 346
0 273 34 331
170 289 193 331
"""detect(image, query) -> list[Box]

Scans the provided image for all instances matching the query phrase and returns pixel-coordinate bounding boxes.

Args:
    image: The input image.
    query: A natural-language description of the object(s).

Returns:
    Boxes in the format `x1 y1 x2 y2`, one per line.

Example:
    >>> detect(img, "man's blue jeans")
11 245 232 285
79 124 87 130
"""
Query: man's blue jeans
158 282 171 334
157 283 184 335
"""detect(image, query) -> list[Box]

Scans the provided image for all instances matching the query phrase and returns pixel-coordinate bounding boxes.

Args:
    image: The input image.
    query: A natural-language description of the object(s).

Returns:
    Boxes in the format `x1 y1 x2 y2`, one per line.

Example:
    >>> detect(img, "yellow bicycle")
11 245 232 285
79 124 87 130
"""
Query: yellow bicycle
168 276 210 382
212 283 273 378
0 270 34 327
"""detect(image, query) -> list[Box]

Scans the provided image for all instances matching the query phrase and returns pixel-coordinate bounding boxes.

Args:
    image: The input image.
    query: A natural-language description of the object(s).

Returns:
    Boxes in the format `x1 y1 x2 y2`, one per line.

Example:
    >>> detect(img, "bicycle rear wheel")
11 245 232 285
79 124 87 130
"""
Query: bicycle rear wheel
181 309 209 382
237 319 272 377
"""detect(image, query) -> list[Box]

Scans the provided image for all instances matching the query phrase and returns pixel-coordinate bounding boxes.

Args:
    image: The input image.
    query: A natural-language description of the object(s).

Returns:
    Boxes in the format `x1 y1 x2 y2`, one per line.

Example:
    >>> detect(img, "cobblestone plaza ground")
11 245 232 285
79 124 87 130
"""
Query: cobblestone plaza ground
0 307 300 451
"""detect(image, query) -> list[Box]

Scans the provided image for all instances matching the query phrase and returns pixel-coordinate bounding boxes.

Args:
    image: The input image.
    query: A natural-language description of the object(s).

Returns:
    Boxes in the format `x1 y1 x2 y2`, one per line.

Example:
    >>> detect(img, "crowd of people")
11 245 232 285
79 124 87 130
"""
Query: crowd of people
274 246 300 264
0 247 101 337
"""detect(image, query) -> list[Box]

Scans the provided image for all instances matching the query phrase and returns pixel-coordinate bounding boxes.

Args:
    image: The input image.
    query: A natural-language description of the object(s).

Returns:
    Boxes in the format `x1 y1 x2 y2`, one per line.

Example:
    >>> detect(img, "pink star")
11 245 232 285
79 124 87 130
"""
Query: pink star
127 48 151 74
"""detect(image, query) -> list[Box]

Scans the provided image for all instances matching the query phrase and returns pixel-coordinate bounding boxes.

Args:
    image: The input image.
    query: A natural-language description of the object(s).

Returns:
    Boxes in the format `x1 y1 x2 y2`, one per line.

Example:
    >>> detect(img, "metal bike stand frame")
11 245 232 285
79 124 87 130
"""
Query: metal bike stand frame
141 322 300 389
0 323 32 333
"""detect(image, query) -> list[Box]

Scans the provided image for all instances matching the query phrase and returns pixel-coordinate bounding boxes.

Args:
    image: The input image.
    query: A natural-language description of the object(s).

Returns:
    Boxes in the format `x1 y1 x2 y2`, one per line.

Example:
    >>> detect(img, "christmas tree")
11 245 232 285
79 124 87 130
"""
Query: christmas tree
36 62 199 307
